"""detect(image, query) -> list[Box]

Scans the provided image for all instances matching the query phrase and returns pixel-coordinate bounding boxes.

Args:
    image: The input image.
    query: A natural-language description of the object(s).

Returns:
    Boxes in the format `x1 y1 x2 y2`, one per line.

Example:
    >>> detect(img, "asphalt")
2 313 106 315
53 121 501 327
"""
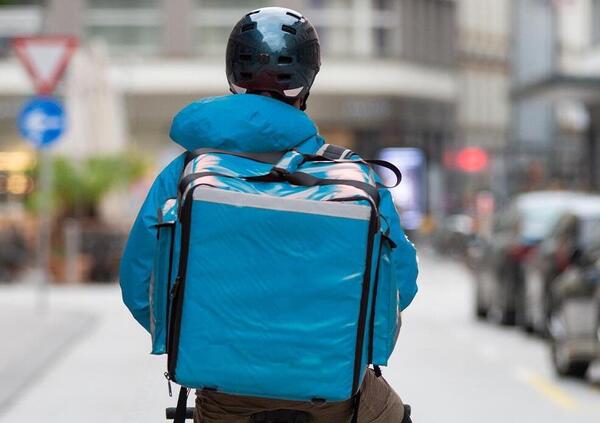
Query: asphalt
0 253 599 422
388 251 600 422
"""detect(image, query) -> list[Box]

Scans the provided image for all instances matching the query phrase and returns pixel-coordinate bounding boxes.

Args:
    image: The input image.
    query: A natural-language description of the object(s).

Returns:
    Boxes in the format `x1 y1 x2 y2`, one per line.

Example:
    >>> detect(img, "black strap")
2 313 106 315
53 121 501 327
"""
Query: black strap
367 241 385 365
301 154 402 188
322 144 354 160
179 170 381 207
178 171 238 196
185 148 286 166
351 390 362 423
402 404 413 423
286 172 379 205
373 365 382 378
173 386 190 423
247 170 381 207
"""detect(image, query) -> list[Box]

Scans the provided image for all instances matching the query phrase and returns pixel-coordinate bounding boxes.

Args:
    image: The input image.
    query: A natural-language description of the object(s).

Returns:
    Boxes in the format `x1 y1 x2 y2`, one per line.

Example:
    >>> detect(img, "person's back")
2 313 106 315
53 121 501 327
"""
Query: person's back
119 7 418 423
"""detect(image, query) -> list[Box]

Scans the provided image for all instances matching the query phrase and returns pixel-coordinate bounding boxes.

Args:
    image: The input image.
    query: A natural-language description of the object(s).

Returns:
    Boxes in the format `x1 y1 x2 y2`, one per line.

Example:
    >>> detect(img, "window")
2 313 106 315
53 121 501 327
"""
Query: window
194 0 267 9
374 0 396 10
87 0 157 6
84 0 161 54
593 0 600 45
400 0 456 67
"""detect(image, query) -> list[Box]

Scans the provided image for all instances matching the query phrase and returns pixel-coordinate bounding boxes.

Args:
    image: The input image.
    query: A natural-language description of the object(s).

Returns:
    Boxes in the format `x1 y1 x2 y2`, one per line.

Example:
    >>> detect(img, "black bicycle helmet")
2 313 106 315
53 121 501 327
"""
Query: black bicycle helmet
226 7 321 110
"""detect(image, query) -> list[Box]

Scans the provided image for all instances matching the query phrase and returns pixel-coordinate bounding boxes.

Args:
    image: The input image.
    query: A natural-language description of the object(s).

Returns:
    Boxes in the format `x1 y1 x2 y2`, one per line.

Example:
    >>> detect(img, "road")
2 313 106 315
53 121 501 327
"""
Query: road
1 252 599 422
389 251 600 422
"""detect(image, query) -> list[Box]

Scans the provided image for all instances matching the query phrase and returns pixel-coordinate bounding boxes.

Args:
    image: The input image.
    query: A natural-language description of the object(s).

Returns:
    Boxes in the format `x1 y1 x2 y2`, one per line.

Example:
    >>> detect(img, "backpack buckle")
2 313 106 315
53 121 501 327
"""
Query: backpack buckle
270 167 289 178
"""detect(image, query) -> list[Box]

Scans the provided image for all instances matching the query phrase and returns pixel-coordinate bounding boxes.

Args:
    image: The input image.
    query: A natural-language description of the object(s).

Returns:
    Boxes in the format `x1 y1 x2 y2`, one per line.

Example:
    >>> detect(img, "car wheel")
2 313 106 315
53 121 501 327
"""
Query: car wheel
515 281 528 330
475 280 488 320
475 303 487 319
490 302 516 326
490 275 516 326
522 319 535 334
551 341 590 378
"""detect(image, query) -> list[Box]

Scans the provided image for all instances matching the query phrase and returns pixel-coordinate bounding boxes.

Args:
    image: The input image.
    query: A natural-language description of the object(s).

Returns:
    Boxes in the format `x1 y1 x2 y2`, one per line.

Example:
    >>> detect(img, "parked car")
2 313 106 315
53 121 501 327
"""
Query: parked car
548 242 600 378
432 214 475 259
522 196 600 335
470 191 581 325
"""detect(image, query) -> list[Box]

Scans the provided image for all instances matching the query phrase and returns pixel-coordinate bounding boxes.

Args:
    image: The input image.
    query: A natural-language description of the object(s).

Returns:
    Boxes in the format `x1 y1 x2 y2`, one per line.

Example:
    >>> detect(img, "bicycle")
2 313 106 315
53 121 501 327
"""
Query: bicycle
166 407 311 422
166 405 412 422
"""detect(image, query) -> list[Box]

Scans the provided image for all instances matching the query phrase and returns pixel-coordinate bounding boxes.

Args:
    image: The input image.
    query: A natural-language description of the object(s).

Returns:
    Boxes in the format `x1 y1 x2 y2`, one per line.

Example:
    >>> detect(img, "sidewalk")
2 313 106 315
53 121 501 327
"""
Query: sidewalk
0 284 172 423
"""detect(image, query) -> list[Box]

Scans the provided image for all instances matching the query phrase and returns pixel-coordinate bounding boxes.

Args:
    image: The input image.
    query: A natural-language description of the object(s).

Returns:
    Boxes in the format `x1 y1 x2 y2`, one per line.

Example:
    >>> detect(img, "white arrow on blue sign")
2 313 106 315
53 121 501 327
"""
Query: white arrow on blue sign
17 96 66 149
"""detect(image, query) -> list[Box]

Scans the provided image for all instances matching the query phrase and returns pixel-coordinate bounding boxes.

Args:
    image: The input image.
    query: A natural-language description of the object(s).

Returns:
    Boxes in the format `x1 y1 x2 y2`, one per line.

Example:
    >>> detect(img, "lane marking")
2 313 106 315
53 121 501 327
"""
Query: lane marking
515 368 579 411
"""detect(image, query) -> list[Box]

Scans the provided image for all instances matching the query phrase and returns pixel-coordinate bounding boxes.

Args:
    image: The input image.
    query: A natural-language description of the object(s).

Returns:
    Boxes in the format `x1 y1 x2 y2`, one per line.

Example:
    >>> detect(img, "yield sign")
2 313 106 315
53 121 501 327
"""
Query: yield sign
12 36 78 95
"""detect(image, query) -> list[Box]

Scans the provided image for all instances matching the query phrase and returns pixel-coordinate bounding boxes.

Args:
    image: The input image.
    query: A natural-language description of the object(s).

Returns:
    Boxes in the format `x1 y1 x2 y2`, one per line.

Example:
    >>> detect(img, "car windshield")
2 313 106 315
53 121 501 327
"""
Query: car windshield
578 218 600 248
519 206 563 241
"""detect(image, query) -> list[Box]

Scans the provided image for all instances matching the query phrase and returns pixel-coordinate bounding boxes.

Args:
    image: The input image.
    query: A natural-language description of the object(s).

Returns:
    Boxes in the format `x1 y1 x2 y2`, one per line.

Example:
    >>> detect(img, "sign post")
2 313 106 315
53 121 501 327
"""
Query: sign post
12 36 77 310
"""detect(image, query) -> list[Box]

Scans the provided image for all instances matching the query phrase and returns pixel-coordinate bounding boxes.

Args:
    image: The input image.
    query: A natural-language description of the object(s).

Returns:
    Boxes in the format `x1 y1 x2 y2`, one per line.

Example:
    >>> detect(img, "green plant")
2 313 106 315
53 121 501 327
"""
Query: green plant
27 153 149 218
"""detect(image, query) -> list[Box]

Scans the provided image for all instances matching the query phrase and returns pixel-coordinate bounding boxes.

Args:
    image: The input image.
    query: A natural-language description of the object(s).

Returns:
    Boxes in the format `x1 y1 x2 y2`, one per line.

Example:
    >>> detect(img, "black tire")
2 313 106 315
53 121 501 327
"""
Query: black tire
490 265 518 326
514 281 528 330
489 302 516 325
551 342 590 378
475 304 488 320
474 281 488 320
522 320 535 334
498 308 516 326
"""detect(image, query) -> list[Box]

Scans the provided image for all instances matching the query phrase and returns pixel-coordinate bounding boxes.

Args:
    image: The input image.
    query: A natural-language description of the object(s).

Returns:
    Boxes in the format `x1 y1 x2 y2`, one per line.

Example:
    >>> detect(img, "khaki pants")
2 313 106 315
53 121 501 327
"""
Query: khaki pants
194 369 405 423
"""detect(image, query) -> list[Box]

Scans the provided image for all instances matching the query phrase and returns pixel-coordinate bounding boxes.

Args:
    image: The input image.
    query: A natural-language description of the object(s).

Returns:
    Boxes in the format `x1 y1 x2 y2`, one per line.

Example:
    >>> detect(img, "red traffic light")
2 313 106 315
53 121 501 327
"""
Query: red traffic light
455 148 489 173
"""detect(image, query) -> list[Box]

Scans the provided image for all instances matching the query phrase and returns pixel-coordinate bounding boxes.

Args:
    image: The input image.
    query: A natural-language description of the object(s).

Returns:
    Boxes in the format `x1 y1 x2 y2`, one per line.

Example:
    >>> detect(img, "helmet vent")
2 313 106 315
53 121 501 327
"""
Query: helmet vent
277 74 292 82
239 54 252 61
246 10 260 17
240 72 253 80
281 25 297 35
278 56 293 64
241 22 257 32
286 11 302 20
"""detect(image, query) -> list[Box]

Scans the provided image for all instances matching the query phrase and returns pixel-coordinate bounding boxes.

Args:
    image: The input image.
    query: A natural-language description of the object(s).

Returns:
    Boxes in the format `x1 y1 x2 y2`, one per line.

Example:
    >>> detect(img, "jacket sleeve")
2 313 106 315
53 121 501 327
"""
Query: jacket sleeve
379 187 419 311
119 154 185 332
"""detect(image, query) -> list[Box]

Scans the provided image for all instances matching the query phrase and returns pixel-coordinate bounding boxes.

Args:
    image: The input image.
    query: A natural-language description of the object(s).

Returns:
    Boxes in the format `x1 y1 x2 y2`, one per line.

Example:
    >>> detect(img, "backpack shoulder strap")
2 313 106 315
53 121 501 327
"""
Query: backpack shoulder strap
184 148 286 167
315 144 355 160
306 144 402 189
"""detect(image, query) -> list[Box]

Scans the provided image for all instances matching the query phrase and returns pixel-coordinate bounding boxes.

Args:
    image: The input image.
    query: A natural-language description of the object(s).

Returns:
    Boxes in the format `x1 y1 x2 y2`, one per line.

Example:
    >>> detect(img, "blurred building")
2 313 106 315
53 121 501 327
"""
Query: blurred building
0 0 460 215
512 0 600 192
452 0 510 211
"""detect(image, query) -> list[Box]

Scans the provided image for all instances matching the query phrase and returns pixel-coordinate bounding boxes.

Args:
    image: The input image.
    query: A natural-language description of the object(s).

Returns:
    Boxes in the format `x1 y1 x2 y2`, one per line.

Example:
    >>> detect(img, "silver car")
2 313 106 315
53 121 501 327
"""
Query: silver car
549 256 600 378
522 196 600 335
470 191 581 325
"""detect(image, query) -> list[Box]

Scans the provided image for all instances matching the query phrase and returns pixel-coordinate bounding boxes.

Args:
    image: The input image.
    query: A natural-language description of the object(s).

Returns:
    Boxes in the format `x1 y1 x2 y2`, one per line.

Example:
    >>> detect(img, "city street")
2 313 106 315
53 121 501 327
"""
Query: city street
1 252 599 422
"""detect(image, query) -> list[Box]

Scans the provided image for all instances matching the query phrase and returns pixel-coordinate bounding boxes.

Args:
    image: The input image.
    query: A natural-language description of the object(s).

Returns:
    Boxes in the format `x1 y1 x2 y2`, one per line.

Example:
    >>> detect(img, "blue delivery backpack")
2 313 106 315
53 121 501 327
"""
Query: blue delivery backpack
150 144 402 417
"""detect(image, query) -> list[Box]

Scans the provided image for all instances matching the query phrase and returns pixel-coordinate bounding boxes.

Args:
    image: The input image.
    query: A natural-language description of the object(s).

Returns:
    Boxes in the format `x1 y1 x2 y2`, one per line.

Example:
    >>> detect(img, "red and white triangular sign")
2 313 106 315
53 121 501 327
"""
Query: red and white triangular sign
12 36 78 95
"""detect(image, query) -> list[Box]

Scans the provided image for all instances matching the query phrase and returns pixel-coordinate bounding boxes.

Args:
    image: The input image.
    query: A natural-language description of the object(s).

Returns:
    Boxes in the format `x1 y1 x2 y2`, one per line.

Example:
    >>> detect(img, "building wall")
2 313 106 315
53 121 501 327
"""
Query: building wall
451 0 510 207
0 0 459 215
55 0 458 156
508 0 600 191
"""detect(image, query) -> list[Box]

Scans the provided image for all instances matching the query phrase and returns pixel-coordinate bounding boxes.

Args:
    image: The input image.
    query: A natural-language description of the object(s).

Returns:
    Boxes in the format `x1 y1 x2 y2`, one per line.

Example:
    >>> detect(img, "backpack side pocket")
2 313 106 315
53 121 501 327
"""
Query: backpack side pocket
150 199 178 355
371 235 400 366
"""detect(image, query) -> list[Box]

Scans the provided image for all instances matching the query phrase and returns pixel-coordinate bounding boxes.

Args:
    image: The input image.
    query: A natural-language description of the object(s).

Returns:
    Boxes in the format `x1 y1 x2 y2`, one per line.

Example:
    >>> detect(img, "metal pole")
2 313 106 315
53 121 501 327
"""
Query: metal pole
64 218 81 284
36 149 53 312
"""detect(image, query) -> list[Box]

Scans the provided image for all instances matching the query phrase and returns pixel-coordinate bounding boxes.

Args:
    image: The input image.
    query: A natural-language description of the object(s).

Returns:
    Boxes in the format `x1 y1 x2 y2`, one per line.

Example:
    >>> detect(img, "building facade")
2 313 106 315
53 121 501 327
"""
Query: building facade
0 0 459 217
511 0 600 192
453 0 511 210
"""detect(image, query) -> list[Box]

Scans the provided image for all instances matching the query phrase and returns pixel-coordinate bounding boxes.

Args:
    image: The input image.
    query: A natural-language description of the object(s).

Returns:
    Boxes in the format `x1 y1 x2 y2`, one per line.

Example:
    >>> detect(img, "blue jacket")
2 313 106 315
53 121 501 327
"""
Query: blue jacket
119 94 418 332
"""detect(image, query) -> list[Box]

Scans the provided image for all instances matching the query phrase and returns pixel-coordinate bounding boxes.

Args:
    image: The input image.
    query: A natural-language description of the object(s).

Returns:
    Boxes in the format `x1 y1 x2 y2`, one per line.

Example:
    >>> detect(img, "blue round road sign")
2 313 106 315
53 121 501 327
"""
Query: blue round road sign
17 96 66 149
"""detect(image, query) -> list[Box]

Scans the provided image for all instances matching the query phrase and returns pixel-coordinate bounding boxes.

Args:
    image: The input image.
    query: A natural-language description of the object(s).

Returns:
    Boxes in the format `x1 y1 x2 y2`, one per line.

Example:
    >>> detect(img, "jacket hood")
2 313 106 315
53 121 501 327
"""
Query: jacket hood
169 94 318 153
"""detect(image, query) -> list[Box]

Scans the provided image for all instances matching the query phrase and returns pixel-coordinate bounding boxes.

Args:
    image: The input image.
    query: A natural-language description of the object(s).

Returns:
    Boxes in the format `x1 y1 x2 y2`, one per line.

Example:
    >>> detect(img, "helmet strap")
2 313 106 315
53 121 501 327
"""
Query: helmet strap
300 91 310 111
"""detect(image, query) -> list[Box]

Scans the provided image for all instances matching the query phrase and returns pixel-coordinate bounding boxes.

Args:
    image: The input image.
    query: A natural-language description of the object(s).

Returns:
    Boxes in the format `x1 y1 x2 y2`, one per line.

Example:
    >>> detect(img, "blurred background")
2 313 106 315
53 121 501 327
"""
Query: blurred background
1 0 600 422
